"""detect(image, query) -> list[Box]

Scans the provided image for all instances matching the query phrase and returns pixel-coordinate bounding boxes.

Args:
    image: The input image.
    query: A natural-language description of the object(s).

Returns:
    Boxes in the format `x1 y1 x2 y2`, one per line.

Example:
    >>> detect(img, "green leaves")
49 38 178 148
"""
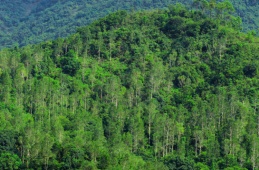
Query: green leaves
0 152 21 170
60 50 80 76
0 3 258 170
0 131 18 154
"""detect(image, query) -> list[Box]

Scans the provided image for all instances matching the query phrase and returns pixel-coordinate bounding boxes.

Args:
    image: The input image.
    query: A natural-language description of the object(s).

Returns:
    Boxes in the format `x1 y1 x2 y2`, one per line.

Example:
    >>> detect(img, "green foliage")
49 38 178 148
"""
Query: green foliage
0 152 22 170
60 50 80 76
0 131 18 154
195 162 210 170
0 3 258 169
0 0 258 49
164 156 195 170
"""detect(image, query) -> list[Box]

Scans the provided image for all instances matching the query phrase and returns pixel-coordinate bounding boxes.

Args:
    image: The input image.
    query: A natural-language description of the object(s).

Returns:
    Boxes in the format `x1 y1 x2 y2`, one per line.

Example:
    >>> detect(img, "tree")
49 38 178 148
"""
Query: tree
0 71 12 103
193 0 209 13
251 134 259 170
60 50 80 76
0 152 22 170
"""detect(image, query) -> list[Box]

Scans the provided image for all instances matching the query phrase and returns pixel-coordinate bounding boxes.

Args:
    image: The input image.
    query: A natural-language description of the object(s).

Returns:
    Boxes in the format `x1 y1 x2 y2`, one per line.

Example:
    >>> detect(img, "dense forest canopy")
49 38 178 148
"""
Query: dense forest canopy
0 3 259 169
0 0 258 49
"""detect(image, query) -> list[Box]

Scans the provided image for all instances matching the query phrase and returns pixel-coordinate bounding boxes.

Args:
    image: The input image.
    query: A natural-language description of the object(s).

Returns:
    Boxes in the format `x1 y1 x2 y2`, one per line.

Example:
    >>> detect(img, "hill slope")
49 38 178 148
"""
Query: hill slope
0 0 258 49
0 5 259 169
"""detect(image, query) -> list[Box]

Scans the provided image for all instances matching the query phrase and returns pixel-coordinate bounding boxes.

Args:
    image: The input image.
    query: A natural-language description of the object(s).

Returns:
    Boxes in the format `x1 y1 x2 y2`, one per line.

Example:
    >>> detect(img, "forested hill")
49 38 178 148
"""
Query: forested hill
0 4 259 169
0 0 258 49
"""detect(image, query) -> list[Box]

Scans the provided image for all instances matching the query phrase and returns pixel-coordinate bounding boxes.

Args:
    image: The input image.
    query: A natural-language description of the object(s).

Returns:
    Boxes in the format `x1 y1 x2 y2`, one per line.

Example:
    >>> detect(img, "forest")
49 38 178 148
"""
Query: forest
0 0 258 49
0 1 259 170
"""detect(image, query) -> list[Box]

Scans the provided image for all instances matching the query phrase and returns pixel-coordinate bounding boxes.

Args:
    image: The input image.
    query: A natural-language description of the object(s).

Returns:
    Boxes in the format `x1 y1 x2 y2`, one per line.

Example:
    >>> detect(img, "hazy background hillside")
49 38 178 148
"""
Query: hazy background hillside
0 0 258 49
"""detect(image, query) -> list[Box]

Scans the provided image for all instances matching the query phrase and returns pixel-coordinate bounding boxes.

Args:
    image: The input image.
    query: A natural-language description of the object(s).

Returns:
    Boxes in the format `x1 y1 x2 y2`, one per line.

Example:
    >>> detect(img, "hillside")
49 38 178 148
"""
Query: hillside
0 4 259 169
0 0 258 49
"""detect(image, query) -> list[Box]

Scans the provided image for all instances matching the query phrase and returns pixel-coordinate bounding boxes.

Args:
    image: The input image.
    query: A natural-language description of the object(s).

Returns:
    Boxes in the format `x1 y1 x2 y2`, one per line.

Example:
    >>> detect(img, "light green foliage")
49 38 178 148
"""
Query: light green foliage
0 152 22 170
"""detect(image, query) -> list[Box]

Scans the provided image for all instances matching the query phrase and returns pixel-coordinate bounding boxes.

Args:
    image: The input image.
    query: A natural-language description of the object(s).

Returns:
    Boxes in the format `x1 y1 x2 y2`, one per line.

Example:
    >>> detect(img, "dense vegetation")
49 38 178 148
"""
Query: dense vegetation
1 3 259 169
0 0 258 49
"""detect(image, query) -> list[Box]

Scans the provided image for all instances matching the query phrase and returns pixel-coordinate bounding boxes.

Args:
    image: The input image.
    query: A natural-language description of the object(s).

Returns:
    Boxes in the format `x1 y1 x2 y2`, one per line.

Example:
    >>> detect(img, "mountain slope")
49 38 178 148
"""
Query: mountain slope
0 5 259 169
0 0 258 49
